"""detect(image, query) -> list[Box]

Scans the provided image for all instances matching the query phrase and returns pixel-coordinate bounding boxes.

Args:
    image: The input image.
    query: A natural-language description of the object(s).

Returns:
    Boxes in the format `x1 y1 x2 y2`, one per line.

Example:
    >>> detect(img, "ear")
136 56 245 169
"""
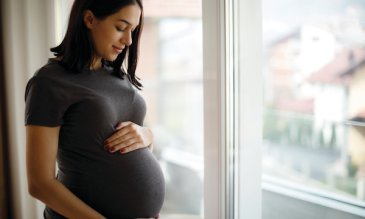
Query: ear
83 10 95 29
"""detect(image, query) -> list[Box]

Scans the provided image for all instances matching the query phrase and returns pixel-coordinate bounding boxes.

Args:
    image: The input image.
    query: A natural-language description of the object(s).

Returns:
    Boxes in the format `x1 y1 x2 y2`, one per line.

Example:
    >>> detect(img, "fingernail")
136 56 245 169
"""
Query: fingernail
109 148 114 153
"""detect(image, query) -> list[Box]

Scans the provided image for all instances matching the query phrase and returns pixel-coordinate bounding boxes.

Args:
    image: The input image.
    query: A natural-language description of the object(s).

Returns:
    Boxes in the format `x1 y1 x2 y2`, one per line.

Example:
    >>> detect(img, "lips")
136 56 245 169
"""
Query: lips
113 46 124 53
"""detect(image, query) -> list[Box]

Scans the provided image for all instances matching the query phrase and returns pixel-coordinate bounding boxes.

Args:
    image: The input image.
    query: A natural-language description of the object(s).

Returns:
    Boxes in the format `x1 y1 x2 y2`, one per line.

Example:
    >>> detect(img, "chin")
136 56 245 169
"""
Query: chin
104 55 119 62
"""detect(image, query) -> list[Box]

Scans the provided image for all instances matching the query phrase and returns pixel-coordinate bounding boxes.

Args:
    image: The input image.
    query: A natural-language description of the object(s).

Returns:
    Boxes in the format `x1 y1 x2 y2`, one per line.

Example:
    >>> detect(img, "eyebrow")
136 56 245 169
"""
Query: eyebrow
118 19 132 26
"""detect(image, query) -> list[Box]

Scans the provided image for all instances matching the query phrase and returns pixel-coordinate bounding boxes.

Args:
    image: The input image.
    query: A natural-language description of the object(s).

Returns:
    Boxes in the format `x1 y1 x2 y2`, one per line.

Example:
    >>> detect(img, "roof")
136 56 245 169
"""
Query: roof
307 48 365 85
349 110 365 123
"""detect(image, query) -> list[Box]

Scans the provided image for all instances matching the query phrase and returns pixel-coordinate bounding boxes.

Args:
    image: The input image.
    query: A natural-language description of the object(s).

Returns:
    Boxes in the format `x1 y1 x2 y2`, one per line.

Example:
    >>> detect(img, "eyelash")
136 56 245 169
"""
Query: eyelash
116 26 136 33
116 27 126 32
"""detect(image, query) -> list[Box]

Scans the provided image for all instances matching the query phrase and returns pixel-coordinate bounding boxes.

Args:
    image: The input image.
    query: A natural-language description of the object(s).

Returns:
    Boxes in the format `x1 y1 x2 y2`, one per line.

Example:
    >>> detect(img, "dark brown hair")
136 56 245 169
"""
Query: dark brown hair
51 0 144 90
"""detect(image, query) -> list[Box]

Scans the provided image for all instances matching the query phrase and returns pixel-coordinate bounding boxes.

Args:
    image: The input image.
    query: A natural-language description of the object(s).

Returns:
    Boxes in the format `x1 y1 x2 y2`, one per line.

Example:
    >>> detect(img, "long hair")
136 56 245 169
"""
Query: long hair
51 0 144 90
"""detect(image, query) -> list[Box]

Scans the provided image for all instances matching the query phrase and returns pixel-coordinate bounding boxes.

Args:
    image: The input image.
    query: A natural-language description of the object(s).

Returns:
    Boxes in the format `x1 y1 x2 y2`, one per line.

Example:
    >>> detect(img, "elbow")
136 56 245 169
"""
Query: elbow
27 179 50 199
28 181 41 198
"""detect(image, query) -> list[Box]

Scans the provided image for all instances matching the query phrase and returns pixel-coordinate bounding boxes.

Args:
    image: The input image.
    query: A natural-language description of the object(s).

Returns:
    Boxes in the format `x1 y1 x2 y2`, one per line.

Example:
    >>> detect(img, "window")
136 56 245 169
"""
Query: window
139 1 204 217
262 0 365 218
216 0 365 218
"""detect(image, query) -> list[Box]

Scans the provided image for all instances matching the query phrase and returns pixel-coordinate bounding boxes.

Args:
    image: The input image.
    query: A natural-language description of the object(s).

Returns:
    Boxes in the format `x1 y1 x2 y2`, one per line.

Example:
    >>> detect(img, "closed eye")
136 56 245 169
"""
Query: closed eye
116 26 126 32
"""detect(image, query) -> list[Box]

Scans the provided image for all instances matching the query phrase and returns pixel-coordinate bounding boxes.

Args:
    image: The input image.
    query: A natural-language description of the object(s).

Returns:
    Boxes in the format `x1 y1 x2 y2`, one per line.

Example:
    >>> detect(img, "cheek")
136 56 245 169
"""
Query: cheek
99 30 120 49
91 26 115 49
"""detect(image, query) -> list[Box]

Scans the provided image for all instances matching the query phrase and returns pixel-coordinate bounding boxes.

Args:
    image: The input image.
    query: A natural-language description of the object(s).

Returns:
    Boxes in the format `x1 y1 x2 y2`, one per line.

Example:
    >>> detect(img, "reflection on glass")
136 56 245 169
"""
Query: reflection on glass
263 0 365 204
138 1 203 218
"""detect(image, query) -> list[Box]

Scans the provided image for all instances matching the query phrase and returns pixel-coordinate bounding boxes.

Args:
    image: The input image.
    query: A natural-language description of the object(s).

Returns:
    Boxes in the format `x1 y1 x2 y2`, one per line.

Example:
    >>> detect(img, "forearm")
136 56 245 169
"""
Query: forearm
29 179 105 219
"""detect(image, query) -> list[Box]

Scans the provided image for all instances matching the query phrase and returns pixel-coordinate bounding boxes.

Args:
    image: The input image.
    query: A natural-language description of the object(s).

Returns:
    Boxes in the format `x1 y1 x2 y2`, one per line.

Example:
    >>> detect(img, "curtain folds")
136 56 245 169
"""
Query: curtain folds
1 0 55 218
0 0 12 217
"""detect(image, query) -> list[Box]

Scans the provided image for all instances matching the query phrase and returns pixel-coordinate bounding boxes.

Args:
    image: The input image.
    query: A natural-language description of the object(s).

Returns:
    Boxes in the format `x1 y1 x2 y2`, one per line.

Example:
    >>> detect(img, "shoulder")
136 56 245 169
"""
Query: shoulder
25 59 75 98
32 59 69 81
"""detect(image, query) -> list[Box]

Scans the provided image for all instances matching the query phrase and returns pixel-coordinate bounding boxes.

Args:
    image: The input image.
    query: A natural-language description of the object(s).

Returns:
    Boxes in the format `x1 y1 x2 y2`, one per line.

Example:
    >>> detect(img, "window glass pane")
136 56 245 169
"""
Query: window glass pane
139 2 203 217
263 0 365 216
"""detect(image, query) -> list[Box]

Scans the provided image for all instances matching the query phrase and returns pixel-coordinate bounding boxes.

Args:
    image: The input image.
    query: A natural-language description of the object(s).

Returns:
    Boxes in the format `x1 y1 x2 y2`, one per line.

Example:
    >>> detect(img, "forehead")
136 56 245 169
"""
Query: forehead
109 4 141 27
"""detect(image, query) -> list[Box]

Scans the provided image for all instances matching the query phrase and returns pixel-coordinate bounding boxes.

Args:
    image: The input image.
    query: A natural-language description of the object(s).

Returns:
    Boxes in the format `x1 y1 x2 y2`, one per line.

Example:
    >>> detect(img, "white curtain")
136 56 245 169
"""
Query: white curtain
2 0 56 218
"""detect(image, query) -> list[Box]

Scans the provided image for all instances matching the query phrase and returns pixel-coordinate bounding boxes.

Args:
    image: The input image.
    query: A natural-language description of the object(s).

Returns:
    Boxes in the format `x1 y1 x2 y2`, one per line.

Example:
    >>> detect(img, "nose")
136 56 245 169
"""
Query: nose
121 30 132 46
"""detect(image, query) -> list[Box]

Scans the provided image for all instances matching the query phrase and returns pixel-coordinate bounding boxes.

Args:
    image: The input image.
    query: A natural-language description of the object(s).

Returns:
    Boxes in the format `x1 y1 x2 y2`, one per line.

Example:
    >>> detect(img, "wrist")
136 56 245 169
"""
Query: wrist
147 142 154 151
144 127 153 147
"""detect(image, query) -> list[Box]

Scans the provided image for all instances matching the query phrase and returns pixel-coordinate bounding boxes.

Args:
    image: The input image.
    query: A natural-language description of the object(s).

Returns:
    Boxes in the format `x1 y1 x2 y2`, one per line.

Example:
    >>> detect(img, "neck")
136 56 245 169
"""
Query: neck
90 56 102 70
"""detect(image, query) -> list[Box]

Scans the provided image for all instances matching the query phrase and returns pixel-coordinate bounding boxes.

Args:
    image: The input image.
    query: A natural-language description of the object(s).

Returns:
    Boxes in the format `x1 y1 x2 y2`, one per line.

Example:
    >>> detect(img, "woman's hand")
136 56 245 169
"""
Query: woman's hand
104 121 153 154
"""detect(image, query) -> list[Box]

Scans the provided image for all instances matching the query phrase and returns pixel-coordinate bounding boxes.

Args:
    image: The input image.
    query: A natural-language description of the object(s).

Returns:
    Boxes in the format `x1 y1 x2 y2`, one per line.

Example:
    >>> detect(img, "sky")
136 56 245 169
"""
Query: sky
262 0 365 44
263 0 365 24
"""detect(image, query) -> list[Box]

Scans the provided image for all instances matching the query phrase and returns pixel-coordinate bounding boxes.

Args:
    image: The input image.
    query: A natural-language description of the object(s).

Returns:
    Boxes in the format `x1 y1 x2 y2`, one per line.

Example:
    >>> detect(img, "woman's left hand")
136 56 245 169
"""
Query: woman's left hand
104 121 153 154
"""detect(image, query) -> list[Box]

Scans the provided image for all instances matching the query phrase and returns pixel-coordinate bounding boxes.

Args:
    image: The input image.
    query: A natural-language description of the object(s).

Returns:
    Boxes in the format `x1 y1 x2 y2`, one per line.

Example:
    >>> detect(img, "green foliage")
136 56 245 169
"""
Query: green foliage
347 159 358 178
264 110 314 147
263 109 339 149
334 176 357 196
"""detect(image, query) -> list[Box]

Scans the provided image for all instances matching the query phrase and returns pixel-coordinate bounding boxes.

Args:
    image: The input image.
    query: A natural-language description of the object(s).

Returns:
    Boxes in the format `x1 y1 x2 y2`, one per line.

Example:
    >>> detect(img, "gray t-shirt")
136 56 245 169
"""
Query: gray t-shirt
25 59 165 219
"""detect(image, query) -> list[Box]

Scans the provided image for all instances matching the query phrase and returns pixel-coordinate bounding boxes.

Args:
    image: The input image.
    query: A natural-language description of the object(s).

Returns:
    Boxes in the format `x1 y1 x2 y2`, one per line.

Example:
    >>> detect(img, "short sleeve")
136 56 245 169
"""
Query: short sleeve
25 76 70 126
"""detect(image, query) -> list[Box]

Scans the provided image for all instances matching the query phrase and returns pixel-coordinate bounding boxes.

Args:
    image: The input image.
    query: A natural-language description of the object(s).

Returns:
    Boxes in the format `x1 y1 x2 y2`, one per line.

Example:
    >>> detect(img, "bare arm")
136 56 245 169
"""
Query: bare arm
26 125 105 219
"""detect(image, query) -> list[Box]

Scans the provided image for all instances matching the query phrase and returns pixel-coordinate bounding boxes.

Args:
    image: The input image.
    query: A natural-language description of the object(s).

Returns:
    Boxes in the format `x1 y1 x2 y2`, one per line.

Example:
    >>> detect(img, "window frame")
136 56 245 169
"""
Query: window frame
202 0 263 218
202 0 227 217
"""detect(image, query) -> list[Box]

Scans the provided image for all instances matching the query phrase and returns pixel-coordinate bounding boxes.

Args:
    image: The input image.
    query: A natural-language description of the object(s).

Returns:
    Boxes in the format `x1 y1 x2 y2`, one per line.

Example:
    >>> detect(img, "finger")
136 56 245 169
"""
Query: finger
106 123 137 143
119 142 144 154
108 137 139 153
105 128 130 144
107 123 140 144
104 133 135 149
115 121 133 130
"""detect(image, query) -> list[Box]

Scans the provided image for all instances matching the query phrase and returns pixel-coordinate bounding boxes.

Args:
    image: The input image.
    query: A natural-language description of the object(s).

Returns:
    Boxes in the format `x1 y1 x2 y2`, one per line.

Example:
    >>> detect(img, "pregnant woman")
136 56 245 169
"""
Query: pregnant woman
24 0 165 218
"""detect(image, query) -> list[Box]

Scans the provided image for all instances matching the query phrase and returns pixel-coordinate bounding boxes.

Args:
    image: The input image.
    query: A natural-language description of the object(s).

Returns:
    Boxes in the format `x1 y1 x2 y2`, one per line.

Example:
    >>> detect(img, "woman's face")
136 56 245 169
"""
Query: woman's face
84 4 141 63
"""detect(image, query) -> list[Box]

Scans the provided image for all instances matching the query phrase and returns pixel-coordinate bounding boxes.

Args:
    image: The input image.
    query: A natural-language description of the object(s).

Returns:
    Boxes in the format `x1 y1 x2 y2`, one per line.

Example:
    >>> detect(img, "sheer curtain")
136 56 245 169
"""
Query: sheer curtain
2 0 56 218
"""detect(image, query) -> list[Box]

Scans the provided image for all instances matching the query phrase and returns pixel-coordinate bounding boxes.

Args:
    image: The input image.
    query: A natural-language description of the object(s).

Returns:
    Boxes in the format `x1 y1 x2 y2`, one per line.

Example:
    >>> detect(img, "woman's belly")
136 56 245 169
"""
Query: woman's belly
58 148 165 219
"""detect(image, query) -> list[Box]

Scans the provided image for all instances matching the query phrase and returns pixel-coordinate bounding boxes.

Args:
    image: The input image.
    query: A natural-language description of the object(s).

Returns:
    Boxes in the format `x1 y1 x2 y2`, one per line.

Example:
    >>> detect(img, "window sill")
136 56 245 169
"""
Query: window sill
262 174 365 217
